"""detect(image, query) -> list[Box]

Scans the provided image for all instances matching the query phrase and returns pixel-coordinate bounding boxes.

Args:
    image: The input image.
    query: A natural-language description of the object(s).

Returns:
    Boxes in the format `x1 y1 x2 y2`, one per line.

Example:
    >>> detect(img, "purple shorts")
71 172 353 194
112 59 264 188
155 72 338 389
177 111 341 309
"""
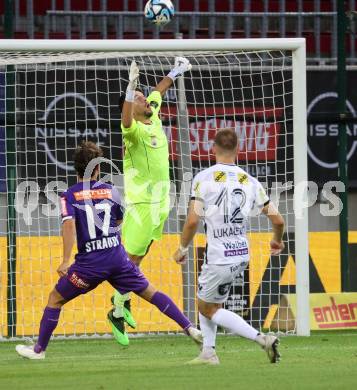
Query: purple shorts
55 246 149 302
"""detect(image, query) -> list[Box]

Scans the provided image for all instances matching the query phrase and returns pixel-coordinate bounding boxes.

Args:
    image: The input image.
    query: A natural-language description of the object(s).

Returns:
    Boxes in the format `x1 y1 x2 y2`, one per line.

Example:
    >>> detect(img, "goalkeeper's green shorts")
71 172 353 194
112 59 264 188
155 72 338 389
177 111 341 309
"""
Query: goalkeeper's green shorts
121 199 170 257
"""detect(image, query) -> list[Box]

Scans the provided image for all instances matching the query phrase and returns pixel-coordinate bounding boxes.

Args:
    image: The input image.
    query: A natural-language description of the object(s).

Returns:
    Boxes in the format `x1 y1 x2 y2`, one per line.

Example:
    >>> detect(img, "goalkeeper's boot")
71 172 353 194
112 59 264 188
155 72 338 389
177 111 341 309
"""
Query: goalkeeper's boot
15 344 45 360
262 335 281 363
107 309 129 346
187 347 220 365
111 295 137 329
187 327 203 347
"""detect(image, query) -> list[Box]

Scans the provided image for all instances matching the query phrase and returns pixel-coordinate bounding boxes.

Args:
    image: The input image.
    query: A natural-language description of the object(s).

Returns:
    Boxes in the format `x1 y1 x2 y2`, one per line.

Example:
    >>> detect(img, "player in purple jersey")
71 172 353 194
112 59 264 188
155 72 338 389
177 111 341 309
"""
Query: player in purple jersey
15 141 202 360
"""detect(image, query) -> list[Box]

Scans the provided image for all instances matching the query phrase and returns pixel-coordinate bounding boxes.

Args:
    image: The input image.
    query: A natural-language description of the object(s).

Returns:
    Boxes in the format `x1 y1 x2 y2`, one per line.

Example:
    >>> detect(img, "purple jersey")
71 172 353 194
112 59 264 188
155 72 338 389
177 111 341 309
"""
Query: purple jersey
60 181 123 255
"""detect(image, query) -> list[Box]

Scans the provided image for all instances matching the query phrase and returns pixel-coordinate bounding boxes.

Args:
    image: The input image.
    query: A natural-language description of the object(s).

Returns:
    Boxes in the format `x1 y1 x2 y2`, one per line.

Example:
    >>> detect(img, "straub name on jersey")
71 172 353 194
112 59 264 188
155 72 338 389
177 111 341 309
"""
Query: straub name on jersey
85 235 120 253
213 226 246 238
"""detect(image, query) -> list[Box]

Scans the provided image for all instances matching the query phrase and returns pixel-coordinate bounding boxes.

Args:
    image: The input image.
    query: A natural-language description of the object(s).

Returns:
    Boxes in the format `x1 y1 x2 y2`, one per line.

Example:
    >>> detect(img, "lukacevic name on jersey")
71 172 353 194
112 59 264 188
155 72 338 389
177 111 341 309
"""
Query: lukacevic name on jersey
213 226 246 238
85 235 120 253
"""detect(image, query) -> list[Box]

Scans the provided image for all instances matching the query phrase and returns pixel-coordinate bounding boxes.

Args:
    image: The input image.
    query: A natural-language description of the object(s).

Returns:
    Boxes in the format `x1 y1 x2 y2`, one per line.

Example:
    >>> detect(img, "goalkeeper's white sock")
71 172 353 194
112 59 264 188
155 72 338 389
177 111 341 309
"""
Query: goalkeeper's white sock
211 308 259 341
199 313 217 348
113 291 130 318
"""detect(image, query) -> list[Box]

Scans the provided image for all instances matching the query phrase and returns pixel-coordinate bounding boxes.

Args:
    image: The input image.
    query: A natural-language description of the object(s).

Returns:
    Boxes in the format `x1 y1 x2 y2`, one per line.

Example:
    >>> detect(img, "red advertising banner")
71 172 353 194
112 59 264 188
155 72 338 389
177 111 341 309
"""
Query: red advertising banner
161 106 283 161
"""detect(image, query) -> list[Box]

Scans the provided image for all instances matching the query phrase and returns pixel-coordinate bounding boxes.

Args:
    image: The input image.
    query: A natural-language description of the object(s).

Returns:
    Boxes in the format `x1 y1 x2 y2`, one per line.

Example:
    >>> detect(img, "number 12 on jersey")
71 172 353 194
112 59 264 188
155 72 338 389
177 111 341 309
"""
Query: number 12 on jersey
214 188 246 224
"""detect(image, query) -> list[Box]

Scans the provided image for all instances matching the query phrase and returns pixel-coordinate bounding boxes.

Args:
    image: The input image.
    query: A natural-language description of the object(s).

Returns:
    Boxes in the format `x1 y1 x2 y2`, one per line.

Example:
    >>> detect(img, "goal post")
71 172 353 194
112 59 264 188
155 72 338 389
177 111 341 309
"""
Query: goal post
0 38 309 339
292 43 310 336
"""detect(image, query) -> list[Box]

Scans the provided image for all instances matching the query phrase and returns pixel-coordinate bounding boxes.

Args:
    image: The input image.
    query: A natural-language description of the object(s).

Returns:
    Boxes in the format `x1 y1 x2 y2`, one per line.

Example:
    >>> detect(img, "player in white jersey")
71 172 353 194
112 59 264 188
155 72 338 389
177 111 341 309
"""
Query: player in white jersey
173 128 285 365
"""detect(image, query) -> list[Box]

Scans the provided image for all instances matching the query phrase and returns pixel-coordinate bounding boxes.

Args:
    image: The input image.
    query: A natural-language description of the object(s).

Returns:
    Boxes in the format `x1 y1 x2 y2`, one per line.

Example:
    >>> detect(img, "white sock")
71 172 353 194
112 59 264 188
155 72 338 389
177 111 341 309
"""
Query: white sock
254 333 266 347
113 292 130 318
211 308 259 341
199 313 217 349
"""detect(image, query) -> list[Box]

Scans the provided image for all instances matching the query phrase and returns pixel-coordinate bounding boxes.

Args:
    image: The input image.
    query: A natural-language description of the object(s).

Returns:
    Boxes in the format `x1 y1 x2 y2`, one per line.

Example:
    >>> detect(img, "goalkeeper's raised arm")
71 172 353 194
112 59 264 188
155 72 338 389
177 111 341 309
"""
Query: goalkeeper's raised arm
120 57 192 128
154 56 192 97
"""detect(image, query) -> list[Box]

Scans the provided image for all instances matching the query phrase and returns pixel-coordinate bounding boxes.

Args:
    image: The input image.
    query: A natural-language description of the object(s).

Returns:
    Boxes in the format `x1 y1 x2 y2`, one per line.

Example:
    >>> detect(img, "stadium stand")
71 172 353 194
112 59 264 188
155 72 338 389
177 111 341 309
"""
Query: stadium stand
0 0 355 64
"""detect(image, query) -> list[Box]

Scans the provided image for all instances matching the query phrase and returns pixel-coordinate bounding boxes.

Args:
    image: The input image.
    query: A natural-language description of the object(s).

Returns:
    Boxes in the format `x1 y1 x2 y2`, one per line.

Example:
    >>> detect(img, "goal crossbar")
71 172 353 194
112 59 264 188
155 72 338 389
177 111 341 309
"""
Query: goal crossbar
0 38 305 53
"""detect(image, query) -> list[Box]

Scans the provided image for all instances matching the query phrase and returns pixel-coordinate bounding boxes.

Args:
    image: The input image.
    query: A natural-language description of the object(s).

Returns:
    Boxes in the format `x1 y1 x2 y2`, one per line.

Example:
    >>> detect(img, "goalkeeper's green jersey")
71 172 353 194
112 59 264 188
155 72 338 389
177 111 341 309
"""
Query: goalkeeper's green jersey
121 91 170 205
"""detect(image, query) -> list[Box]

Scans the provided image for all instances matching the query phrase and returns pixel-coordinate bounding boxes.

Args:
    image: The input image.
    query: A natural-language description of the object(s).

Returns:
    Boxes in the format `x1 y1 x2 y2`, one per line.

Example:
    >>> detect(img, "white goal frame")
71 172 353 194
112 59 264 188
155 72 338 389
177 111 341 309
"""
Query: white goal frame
0 38 309 336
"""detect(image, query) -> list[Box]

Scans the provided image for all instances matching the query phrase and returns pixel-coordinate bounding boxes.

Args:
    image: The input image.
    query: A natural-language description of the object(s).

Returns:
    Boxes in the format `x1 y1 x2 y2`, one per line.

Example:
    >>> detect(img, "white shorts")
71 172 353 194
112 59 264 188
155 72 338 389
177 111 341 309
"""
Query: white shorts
197 262 248 304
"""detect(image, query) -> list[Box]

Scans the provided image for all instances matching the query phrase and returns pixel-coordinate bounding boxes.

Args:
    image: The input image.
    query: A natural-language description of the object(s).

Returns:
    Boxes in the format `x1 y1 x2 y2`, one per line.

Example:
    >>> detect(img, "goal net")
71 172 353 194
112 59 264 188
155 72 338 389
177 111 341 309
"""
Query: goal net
0 39 308 340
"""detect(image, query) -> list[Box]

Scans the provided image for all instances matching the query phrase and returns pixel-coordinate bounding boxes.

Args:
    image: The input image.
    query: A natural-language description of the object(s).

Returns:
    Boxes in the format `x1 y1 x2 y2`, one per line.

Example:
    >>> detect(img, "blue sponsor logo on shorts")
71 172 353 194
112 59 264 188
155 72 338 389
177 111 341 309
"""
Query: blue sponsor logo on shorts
224 248 248 257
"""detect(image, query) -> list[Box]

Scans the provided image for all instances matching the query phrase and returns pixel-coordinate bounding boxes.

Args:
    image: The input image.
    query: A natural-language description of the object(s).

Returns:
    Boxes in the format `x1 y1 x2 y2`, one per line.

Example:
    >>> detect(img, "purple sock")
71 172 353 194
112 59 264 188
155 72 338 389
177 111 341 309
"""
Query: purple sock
34 307 61 353
151 291 191 332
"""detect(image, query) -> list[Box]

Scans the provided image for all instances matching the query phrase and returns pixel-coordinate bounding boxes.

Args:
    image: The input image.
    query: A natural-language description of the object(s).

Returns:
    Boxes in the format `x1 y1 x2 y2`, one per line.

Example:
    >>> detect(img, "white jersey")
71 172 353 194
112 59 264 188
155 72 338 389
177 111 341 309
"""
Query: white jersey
191 163 269 265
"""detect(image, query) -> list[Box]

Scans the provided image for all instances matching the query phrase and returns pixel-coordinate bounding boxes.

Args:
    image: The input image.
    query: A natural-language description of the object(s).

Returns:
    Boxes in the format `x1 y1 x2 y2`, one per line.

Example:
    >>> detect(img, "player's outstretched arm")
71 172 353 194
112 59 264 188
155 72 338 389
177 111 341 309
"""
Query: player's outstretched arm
122 61 140 128
58 219 76 277
154 57 192 97
262 202 285 255
173 199 202 264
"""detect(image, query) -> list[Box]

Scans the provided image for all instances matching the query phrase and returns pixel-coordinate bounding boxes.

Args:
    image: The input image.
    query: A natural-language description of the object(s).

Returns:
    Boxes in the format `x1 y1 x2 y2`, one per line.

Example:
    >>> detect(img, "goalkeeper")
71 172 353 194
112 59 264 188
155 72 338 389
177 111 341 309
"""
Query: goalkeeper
108 57 192 344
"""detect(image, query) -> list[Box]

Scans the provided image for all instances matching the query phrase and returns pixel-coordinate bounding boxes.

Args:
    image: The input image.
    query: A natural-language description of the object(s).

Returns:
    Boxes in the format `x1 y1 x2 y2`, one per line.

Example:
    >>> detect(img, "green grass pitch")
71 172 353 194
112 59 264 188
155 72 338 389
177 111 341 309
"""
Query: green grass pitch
1 332 357 390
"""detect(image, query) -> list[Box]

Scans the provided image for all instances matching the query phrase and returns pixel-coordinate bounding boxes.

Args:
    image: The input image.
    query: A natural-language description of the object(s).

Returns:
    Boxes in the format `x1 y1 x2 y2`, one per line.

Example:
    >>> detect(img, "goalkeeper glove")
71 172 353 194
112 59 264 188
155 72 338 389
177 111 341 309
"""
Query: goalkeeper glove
167 57 192 81
125 61 140 102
